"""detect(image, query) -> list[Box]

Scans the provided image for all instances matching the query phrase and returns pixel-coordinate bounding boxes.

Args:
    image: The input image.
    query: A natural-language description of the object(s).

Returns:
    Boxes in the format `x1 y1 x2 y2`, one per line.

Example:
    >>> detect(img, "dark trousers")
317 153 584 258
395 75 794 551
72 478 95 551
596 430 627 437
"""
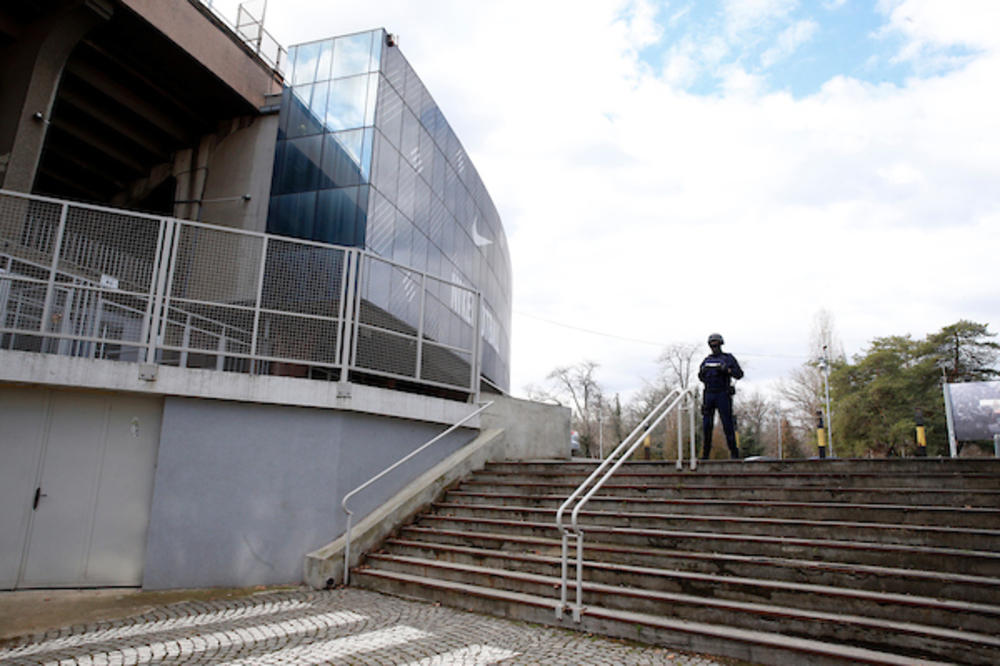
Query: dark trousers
702 391 739 459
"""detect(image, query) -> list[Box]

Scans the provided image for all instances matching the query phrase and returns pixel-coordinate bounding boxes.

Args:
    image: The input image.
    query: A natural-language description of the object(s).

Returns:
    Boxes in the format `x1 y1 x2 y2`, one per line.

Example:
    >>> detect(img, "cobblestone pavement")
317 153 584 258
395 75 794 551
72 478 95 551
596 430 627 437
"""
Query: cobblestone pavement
0 588 729 665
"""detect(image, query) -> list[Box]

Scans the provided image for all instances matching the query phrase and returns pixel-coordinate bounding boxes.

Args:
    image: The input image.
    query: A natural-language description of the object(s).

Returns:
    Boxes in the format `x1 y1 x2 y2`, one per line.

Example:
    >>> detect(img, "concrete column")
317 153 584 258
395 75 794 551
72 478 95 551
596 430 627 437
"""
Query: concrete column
0 1 113 192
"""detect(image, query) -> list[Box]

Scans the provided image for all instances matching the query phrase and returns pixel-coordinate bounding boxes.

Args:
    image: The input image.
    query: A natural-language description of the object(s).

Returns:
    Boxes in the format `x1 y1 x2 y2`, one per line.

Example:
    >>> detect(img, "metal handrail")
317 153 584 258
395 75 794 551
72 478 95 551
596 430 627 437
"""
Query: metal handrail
555 386 698 621
341 400 495 585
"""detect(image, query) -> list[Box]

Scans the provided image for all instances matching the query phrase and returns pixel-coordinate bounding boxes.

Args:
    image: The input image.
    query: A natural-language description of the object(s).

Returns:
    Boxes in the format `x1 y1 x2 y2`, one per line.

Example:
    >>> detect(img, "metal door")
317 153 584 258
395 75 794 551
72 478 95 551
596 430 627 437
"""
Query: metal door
0 386 162 588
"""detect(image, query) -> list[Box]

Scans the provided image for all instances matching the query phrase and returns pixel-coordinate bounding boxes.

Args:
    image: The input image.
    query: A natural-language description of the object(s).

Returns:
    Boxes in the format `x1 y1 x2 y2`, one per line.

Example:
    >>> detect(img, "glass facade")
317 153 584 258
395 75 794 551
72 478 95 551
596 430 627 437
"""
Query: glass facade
268 30 511 390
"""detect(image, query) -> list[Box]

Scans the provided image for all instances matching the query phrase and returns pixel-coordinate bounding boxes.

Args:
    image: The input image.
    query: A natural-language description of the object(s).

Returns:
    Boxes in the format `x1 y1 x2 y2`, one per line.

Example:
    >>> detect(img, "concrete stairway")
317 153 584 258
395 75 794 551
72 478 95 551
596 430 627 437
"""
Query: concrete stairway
352 458 1000 665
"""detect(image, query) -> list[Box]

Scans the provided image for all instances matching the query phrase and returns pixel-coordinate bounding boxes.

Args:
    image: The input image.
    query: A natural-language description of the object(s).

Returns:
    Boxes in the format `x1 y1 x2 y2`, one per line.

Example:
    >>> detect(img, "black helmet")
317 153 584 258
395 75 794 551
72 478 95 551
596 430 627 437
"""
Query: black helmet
708 333 724 346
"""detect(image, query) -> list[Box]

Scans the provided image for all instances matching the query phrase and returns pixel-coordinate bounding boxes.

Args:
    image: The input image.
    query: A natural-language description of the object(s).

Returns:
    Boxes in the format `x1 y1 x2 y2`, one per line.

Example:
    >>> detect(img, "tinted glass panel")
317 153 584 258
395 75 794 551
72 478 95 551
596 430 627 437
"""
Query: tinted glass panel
319 130 364 189
326 75 369 131
316 187 364 245
267 191 317 239
333 32 374 77
272 135 323 194
292 41 322 85
286 84 325 138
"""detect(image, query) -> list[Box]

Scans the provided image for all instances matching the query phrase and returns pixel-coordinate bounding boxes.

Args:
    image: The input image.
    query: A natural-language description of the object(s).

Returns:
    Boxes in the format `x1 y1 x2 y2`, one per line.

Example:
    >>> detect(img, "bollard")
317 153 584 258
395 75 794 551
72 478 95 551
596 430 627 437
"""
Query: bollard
915 409 927 457
816 410 827 459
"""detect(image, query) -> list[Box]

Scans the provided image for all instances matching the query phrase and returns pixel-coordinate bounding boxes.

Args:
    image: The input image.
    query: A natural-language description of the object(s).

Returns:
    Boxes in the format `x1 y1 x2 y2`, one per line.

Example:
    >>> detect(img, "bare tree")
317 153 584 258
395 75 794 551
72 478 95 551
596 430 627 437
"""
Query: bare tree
546 361 605 457
779 310 845 446
658 342 700 390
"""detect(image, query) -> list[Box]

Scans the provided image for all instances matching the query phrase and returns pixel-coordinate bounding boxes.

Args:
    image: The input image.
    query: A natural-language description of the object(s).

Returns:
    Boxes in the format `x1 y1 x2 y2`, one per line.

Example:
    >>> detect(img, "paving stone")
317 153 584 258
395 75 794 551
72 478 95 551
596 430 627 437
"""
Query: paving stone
0 588 738 665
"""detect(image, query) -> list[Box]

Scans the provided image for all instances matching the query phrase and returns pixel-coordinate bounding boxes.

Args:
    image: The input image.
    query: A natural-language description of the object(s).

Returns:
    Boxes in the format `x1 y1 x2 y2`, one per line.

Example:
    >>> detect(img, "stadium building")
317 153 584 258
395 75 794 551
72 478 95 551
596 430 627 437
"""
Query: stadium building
0 0 562 591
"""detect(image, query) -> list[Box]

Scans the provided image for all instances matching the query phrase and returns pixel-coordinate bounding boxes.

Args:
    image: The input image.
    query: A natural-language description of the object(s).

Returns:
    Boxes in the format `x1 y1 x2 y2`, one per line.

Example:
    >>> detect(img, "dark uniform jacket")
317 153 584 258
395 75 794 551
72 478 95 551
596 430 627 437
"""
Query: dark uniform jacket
698 351 744 393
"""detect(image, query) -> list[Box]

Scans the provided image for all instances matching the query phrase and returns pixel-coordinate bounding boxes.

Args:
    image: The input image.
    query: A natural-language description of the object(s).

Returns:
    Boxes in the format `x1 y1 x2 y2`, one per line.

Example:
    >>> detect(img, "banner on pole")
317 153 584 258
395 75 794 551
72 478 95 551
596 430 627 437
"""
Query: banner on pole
945 381 1000 441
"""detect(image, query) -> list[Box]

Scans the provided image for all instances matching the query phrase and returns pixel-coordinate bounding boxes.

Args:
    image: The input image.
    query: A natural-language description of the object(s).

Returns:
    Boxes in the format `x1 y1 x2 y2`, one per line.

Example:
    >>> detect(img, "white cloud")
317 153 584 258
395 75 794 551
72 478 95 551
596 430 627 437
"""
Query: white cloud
878 0 1000 69
723 0 798 35
760 18 818 67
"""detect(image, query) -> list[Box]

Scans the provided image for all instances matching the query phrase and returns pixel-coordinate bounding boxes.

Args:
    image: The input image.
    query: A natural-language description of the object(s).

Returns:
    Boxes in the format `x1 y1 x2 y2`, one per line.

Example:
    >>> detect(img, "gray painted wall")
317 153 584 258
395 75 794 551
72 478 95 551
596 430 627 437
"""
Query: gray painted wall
143 396 473 589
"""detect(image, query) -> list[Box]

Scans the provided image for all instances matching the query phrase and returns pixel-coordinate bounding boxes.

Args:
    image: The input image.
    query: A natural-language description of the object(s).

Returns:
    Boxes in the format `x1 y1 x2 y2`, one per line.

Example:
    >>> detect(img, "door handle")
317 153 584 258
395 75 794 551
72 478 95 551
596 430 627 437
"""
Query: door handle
33 487 47 510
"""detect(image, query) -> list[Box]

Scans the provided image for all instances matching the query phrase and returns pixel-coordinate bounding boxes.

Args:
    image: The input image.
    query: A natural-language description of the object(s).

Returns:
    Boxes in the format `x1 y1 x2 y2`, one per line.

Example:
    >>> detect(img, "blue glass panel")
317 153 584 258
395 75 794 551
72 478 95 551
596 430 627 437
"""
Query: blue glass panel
325 74 369 131
267 191 317 239
272 135 323 194
292 41 322 85
316 186 365 246
310 81 329 126
360 127 374 182
286 84 325 138
364 73 379 126
370 30 383 71
333 31 374 77
316 39 334 82
319 130 364 189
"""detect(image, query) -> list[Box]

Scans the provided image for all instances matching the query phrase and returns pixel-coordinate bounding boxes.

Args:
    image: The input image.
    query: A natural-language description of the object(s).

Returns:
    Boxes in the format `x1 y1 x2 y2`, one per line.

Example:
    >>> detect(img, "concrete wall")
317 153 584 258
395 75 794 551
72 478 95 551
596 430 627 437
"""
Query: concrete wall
120 0 281 108
142 396 475 589
201 114 279 235
481 394 571 460
0 351 475 427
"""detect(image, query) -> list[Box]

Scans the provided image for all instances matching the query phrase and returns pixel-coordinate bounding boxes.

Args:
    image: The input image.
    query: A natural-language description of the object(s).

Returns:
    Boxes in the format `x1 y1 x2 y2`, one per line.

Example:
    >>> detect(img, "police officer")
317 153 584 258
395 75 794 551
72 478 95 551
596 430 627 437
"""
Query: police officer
698 333 744 459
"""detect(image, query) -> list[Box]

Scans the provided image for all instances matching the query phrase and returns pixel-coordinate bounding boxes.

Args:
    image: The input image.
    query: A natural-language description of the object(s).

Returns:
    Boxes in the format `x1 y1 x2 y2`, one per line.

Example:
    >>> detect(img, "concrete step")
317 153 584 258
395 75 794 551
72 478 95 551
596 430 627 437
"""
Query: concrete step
485 459 1000 476
429 502 1000 551
354 565 997 664
442 491 1000 527
366 550 1000 634
458 480 1000 507
385 534 1000 605
354 567 957 665
407 516 1000 577
471 470 1000 490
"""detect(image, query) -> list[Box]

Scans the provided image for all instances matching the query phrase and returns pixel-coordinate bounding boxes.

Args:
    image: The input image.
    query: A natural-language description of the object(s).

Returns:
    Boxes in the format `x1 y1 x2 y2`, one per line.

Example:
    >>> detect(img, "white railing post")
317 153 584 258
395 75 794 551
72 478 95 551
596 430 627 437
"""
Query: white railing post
249 235 268 373
335 249 355 379
415 272 426 380
146 219 176 364
690 393 697 470
471 291 483 401
39 202 69 350
676 399 683 471
556 386 696 621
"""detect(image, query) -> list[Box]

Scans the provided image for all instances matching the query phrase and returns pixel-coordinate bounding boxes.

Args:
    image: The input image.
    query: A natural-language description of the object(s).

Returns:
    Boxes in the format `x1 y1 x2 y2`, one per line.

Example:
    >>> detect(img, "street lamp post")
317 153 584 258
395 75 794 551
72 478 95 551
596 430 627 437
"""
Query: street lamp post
819 346 834 458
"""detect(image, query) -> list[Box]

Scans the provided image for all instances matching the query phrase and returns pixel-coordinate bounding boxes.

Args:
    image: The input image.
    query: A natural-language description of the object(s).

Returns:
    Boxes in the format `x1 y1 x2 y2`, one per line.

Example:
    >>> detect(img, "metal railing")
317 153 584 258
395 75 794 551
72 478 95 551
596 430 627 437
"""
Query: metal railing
555 386 699 621
340 400 494 585
0 189 482 397
197 0 287 75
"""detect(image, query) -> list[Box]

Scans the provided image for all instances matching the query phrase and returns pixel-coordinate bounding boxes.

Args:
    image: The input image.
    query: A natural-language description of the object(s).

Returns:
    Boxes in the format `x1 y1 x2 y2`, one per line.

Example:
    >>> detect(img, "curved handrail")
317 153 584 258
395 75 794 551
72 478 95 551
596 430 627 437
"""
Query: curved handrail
555 386 697 620
341 400 494 585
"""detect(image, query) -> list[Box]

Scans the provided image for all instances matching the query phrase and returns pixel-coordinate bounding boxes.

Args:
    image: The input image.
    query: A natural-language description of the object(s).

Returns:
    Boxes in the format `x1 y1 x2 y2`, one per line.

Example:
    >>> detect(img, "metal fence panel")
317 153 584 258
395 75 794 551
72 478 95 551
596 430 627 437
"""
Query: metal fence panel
0 190 481 395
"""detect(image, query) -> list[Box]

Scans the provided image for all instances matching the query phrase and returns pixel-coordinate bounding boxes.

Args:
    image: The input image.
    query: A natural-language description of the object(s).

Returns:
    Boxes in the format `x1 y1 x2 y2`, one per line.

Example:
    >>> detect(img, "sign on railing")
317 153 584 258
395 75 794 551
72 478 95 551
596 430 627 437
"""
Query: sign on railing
0 190 481 396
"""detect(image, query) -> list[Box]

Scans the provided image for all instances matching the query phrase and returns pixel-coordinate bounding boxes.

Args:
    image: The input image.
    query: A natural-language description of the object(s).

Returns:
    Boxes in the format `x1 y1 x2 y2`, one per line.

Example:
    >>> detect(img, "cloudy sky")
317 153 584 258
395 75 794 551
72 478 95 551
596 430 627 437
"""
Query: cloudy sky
211 0 999 399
